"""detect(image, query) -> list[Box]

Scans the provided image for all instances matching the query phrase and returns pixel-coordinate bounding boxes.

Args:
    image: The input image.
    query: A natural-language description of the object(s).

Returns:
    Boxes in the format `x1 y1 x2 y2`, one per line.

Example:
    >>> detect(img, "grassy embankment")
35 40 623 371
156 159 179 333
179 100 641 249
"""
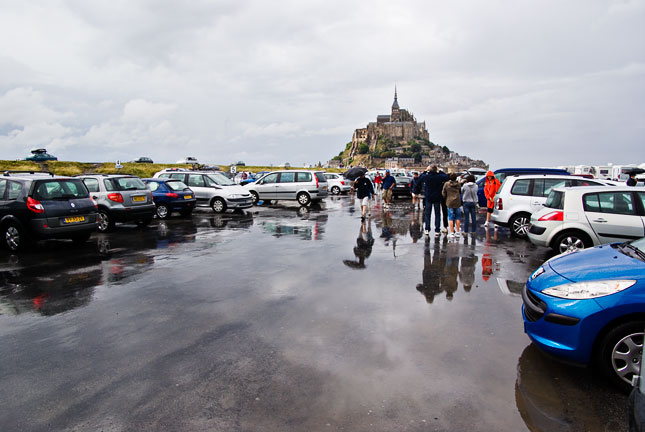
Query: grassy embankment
0 161 344 177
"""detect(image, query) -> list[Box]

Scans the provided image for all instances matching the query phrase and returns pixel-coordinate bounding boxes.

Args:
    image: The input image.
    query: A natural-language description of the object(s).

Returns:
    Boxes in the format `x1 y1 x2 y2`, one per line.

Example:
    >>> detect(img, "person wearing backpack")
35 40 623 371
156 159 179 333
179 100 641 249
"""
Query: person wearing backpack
410 172 422 209
461 175 478 235
442 173 462 237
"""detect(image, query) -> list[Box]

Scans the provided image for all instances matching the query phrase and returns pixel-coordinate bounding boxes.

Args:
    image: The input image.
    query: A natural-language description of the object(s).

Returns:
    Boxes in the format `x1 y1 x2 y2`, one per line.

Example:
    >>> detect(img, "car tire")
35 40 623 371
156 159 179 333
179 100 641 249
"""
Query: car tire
3 222 26 252
509 213 531 238
552 231 592 254
250 191 260 205
136 217 152 228
297 192 311 206
71 232 92 244
97 210 114 232
156 204 170 219
331 186 340 195
211 198 226 213
597 321 644 392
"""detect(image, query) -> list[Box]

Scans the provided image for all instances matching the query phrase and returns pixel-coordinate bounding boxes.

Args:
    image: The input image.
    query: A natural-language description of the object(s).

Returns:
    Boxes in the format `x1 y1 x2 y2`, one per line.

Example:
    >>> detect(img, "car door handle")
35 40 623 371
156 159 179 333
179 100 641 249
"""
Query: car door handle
593 218 607 223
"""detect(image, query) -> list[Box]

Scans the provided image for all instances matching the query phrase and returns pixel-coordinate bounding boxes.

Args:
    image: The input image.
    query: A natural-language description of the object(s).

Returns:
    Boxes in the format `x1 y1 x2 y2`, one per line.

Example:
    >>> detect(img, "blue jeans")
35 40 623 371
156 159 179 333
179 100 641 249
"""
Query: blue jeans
424 200 441 232
463 202 477 233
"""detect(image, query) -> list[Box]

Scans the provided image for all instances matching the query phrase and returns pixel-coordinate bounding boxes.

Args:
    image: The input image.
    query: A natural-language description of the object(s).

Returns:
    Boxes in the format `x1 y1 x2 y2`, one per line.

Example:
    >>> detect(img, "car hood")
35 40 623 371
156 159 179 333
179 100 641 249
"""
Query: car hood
548 244 645 283
223 185 251 195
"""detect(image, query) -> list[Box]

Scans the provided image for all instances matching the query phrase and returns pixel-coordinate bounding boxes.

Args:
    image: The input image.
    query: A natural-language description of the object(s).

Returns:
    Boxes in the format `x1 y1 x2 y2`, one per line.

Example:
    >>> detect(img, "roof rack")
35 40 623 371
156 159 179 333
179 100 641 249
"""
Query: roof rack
3 170 55 177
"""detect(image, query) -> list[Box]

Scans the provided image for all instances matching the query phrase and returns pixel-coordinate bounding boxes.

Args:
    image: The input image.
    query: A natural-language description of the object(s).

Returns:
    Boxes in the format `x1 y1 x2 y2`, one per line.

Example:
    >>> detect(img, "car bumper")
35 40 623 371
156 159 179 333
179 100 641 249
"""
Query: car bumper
110 204 156 222
29 216 98 238
527 221 555 247
226 197 253 209
491 210 511 226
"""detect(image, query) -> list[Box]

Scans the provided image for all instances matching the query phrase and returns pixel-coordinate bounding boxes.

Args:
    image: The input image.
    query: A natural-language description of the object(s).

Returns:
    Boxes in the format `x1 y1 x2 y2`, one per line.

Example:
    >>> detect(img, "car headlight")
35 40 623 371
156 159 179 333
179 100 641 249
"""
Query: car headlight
542 280 636 299
229 194 245 198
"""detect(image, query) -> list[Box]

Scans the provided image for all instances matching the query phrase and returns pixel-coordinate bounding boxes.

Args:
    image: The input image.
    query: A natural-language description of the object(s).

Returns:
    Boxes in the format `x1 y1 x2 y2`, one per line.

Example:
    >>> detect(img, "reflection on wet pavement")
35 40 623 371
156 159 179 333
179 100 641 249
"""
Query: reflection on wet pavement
0 197 629 431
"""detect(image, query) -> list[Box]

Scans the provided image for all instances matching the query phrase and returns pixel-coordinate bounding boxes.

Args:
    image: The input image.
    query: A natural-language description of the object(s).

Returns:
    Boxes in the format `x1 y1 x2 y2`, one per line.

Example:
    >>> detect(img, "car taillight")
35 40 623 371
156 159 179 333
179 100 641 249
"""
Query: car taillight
27 197 44 213
340 181 345 185
408 182 411 187
538 211 564 221
107 193 124 203
496 197 503 210
165 193 178 198
315 176 319 188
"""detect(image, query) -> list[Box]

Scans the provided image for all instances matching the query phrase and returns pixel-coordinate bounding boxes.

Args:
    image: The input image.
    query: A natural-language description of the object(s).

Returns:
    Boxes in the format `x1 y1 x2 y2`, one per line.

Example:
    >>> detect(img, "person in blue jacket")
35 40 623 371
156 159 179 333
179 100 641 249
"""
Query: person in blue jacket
418 165 449 236
381 170 396 209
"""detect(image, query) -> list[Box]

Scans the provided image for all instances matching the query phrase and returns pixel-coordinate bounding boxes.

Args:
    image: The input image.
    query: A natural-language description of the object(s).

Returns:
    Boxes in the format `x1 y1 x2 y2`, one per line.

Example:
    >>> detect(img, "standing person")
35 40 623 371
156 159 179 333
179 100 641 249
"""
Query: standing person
439 169 449 233
461 175 478 236
442 173 462 238
418 165 448 236
411 172 422 209
483 170 501 228
374 172 383 193
354 171 375 220
381 170 395 209
627 173 638 186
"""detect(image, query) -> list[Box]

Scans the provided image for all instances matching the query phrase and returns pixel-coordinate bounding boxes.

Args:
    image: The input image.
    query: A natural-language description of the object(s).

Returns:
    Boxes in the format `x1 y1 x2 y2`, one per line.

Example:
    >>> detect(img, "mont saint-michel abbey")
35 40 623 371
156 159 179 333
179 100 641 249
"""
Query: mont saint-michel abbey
349 88 429 155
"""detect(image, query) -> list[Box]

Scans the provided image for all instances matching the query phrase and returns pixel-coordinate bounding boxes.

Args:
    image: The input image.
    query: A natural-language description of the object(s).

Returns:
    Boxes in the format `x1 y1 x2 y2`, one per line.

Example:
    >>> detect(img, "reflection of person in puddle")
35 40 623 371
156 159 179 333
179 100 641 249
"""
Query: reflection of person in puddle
459 251 477 292
442 250 459 301
343 219 374 269
380 209 393 245
416 237 447 303
409 209 422 243
482 253 493 281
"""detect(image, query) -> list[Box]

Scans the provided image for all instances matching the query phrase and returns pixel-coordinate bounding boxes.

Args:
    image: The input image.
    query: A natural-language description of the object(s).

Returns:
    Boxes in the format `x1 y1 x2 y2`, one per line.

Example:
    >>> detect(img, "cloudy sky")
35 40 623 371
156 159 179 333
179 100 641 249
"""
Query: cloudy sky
1 0 643 167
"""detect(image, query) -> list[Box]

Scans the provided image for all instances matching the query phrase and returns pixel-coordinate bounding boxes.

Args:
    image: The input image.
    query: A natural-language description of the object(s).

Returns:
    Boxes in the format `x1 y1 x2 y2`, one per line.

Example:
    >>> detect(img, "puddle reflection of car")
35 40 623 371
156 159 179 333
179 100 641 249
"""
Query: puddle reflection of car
0 262 101 316
523 237 645 391
102 253 154 284
204 212 254 230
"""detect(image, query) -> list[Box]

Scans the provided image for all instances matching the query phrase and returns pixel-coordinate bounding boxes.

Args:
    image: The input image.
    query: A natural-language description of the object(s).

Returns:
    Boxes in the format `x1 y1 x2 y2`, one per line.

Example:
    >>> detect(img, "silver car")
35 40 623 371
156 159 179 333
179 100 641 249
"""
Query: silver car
323 173 351 195
246 170 328 206
78 174 155 232
154 169 253 213
528 186 645 254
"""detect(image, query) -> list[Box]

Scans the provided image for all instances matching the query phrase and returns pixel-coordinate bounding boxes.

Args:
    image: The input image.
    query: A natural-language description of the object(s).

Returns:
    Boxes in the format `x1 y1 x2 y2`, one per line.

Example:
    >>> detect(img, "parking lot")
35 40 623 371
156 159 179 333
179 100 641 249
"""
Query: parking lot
0 196 629 431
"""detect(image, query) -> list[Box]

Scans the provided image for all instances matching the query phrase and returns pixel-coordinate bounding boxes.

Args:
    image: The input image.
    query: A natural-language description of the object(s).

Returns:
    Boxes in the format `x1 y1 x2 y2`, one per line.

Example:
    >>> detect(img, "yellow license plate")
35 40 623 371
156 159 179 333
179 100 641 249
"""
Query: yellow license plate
63 216 85 224
184 195 192 199
132 196 146 202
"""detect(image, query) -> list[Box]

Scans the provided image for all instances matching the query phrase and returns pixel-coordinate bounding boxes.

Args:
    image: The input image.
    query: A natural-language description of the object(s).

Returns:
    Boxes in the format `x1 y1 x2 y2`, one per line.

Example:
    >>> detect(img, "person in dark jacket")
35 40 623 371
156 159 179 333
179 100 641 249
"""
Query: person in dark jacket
381 170 396 209
411 172 422 209
627 173 638 186
354 172 375 220
418 165 449 236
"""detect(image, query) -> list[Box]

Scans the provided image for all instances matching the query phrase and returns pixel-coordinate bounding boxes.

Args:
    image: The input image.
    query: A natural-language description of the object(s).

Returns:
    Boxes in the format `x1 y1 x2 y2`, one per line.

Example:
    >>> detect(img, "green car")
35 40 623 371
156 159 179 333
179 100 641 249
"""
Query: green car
26 148 58 162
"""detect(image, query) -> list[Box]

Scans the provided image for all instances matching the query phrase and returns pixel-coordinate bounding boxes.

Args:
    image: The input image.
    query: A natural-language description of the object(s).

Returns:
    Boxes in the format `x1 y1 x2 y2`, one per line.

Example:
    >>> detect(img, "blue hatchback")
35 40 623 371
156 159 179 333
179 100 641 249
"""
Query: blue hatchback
523 238 645 390
143 178 196 219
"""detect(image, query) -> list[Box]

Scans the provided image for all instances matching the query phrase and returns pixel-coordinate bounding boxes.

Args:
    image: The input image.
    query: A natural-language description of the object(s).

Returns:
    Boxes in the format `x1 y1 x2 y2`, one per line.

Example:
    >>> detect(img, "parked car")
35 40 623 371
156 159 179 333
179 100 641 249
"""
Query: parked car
133 157 153 164
522 237 645 391
25 148 58 162
492 174 608 237
154 168 253 213
630 347 645 430
323 173 351 195
142 178 196 219
176 157 199 164
528 186 645 254
476 168 570 207
392 176 413 198
77 174 155 232
245 170 328 206
0 171 98 251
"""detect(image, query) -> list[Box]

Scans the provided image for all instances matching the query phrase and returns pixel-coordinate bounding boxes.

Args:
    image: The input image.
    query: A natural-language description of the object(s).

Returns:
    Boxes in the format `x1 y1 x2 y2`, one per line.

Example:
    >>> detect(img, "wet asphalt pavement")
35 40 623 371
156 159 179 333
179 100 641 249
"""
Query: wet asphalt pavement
0 196 629 431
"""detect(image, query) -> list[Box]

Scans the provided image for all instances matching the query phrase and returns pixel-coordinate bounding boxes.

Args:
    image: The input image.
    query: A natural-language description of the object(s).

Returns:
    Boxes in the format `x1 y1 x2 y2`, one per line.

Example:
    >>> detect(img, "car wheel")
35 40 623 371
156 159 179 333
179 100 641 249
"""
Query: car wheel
250 191 259 205
597 321 644 391
156 204 170 219
136 217 152 228
331 186 340 195
71 232 92 244
509 213 531 238
3 222 25 252
553 231 591 254
211 198 226 213
297 192 311 206
97 210 114 232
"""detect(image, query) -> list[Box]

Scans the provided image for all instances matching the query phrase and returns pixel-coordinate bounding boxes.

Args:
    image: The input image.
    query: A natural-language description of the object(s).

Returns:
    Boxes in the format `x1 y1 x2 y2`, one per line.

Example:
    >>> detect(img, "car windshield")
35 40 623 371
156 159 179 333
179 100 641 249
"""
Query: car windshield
617 238 645 262
206 172 235 186
167 181 189 191
108 177 147 191
544 190 564 209
33 180 89 200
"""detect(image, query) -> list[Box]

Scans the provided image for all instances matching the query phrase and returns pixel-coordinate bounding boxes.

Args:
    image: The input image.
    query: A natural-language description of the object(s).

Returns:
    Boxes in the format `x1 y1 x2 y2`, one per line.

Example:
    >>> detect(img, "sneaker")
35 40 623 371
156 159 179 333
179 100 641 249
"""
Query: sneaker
493 224 498 230
361 215 365 221
461 232 467 237
482 222 489 228
448 232 455 238
434 231 441 237
424 229 429 236
368 212 371 217
441 227 448 233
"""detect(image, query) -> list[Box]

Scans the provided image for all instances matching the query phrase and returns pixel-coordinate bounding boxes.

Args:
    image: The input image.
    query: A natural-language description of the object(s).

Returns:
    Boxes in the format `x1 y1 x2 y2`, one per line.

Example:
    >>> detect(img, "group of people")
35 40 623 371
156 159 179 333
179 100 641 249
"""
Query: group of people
353 167 502 238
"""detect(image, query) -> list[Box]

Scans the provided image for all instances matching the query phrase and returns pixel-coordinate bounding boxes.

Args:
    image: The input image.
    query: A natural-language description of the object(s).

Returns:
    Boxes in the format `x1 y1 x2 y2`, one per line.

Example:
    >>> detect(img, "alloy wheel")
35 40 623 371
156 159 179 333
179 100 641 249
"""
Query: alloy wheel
157 205 169 219
558 236 585 254
5 226 20 250
512 216 530 237
98 212 109 232
611 331 643 385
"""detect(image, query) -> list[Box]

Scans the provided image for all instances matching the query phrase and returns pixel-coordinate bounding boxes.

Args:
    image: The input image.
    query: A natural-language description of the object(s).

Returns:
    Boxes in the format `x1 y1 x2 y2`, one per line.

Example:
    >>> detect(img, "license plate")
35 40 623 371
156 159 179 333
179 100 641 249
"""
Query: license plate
63 216 85 224
322 186 327 190
184 195 192 199
132 196 146 202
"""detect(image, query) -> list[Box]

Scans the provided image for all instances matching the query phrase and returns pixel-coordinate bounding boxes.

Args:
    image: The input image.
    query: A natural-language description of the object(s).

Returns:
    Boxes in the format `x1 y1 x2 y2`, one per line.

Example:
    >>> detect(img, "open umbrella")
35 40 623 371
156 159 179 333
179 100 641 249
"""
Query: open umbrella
343 167 368 180
622 167 645 175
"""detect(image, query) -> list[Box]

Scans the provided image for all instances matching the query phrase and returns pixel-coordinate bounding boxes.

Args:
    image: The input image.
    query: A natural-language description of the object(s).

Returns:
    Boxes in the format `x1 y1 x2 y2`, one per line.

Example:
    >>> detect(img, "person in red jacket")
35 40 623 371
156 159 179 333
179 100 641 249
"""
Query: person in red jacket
483 170 500 229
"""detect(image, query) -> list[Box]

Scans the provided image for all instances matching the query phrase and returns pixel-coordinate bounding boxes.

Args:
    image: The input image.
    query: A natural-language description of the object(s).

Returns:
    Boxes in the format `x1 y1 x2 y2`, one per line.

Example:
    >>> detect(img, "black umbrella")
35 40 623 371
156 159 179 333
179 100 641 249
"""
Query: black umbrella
343 167 368 180
622 167 645 175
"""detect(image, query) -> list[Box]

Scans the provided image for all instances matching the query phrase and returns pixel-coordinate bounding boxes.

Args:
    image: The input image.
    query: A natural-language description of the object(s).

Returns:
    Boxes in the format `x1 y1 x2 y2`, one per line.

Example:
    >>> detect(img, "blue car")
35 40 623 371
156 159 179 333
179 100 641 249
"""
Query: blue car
143 178 196 219
523 238 645 390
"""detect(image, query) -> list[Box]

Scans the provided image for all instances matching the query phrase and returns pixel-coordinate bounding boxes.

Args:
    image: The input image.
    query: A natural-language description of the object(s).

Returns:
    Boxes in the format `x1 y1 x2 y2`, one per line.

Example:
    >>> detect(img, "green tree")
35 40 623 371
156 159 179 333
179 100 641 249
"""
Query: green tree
413 152 422 163
410 142 422 153
345 142 352 150
442 145 450 153
381 151 395 158
358 143 369 154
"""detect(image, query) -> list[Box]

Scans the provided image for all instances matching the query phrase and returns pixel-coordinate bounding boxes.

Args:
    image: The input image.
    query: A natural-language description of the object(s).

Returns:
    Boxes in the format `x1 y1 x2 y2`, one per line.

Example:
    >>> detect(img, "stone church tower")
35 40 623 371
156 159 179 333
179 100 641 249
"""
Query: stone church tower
391 86 401 122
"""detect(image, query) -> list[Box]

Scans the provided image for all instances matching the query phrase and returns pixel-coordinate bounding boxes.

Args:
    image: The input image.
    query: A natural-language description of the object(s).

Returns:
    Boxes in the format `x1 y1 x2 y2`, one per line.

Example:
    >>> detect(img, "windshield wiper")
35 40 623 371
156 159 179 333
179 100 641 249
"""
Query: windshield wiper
618 243 645 261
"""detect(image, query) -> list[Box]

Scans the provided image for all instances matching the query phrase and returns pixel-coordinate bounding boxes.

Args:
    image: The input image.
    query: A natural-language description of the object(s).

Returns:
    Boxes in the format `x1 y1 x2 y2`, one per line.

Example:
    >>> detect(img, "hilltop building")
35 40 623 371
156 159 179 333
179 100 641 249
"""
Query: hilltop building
349 88 429 156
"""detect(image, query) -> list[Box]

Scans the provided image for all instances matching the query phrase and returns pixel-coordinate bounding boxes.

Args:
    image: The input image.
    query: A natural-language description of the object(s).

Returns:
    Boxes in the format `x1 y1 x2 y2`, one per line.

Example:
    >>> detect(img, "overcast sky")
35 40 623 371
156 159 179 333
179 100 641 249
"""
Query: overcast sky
1 0 643 168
